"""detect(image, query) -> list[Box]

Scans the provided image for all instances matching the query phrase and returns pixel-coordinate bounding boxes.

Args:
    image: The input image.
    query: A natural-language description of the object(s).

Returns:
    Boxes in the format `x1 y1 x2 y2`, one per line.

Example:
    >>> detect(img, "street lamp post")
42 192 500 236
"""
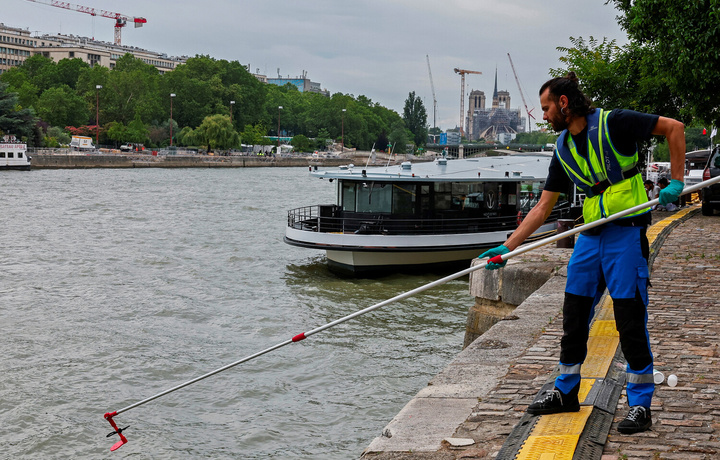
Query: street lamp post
170 93 176 146
95 85 102 146
230 100 235 124
341 108 346 153
277 106 283 150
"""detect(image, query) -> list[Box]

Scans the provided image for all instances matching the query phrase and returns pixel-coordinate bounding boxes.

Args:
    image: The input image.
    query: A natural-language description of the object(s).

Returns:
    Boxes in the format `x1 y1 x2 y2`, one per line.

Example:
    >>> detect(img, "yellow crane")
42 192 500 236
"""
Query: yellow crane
454 68 482 138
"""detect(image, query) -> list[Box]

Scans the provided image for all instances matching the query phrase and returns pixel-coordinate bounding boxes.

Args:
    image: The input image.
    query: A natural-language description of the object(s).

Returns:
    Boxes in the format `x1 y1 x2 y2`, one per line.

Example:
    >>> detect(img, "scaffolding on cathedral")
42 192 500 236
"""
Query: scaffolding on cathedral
465 69 525 142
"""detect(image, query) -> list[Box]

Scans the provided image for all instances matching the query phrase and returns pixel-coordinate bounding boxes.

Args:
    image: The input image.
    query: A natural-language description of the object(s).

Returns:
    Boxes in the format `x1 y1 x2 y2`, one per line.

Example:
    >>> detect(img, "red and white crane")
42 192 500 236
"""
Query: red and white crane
507 53 536 132
26 0 147 46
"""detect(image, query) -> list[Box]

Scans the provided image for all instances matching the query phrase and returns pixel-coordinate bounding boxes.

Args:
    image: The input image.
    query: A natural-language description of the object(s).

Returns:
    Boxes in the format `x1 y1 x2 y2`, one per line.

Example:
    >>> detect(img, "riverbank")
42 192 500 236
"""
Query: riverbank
28 150 428 169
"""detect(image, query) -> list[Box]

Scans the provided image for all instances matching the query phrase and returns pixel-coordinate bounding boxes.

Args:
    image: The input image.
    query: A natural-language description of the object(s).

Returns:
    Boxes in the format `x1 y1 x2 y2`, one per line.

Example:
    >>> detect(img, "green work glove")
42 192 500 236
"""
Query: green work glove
479 244 510 270
658 179 684 206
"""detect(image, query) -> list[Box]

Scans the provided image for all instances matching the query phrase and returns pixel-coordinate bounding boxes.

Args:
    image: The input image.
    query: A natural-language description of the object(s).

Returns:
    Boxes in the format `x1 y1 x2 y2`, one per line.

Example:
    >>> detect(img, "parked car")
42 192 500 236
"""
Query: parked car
701 146 720 215
120 144 133 152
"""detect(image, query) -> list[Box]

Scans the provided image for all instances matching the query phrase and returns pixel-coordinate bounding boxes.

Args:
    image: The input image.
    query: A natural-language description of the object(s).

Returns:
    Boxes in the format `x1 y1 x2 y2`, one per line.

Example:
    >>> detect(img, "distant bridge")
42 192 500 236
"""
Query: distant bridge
427 143 551 158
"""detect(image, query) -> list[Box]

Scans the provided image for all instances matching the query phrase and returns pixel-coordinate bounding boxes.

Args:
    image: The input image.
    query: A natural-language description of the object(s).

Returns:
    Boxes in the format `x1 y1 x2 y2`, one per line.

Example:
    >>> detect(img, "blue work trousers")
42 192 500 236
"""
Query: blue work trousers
555 224 654 408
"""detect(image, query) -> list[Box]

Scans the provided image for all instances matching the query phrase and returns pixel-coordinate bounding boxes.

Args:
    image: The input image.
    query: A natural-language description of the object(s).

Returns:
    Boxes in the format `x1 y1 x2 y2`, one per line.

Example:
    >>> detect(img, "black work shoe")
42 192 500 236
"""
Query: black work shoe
617 406 652 434
527 387 580 415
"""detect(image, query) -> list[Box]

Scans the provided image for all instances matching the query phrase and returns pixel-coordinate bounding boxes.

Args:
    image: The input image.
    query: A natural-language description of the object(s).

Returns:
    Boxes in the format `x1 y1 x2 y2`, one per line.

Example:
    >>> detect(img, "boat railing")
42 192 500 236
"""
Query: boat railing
287 205 572 236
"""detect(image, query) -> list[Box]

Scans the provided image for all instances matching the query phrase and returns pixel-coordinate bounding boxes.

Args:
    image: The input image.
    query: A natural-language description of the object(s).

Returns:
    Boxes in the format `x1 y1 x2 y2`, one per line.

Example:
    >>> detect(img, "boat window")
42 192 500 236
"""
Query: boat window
341 181 356 212
520 180 544 212
7 152 13 158
357 182 392 213
392 183 415 215
434 182 452 210
0 152 5 158
18 152 23 158
420 185 431 215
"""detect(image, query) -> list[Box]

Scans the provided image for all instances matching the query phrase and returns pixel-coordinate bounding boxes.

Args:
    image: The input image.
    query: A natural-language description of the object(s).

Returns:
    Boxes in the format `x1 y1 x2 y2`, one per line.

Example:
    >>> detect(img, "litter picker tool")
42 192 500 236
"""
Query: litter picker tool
103 175 720 451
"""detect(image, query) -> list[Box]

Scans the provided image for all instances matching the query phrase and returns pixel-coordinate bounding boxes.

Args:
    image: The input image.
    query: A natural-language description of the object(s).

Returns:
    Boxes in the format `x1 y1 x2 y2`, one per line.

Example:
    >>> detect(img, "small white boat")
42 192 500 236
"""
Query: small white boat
285 154 575 275
0 135 31 170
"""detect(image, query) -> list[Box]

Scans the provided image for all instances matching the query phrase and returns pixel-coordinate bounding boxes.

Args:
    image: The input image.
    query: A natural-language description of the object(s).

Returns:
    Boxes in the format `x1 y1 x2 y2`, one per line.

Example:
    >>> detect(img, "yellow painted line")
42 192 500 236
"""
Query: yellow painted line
530 406 594 437
515 435 580 460
589 320 619 337
581 338 619 378
578 379 595 403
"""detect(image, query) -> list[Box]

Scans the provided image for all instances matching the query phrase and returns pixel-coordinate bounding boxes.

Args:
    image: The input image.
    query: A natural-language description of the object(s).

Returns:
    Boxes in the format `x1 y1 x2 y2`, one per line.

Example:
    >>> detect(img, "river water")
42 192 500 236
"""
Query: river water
1 167 472 459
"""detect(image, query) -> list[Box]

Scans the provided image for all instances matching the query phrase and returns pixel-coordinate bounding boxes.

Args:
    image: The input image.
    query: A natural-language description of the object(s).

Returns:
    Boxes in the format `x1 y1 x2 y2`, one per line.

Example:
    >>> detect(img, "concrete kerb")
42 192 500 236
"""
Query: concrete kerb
363 258 569 456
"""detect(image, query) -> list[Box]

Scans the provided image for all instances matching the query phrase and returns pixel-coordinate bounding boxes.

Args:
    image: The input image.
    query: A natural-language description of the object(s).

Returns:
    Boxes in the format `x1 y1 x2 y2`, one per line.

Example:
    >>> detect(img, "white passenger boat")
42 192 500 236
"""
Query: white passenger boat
285 154 574 275
0 135 31 170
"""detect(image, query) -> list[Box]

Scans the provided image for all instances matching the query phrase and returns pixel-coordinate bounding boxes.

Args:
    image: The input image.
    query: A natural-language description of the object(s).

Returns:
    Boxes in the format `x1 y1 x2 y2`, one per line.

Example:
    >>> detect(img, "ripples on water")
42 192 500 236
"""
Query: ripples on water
1 167 472 459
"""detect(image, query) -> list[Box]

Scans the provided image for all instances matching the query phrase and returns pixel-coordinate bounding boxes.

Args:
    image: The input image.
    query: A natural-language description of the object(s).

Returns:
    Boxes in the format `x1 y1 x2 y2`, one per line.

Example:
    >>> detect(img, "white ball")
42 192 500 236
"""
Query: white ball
667 374 678 387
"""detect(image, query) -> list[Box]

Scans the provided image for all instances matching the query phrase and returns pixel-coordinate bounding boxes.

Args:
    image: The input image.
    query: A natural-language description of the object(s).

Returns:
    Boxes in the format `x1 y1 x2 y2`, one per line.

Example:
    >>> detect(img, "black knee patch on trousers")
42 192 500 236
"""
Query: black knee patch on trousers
613 292 653 370
560 293 594 365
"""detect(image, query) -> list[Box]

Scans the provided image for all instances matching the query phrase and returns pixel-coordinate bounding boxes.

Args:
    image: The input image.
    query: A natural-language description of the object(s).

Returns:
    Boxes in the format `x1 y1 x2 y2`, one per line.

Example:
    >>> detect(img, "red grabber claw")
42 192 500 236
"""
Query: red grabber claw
104 411 129 451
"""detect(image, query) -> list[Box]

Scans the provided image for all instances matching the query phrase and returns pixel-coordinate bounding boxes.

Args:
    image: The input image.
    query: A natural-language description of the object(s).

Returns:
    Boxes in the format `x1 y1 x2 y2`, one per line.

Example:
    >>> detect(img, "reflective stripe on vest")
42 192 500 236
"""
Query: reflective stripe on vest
555 109 648 223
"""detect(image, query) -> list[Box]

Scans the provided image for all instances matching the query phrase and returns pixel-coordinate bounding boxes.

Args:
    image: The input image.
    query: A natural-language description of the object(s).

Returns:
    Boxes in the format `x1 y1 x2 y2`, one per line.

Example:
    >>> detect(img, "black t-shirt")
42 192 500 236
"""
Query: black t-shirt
544 109 660 193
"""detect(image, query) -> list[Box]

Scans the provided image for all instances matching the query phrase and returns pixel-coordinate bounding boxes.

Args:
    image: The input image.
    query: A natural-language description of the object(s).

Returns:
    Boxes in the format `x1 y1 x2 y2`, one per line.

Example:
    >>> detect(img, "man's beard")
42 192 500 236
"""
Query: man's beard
550 107 570 132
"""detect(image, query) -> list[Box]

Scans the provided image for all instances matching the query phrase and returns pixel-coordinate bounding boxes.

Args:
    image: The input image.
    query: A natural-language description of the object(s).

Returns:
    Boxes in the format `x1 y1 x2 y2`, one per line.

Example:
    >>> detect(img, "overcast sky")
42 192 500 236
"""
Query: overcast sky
11 0 628 131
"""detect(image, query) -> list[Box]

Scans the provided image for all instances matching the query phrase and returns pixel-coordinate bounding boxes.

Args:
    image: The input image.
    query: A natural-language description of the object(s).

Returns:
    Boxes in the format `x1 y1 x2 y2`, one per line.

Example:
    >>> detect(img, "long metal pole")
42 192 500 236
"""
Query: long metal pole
104 175 720 441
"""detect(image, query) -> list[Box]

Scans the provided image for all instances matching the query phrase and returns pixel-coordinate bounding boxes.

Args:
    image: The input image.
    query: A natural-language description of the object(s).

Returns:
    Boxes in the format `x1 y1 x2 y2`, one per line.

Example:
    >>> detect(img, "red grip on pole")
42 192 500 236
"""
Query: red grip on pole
488 255 504 264
292 333 306 342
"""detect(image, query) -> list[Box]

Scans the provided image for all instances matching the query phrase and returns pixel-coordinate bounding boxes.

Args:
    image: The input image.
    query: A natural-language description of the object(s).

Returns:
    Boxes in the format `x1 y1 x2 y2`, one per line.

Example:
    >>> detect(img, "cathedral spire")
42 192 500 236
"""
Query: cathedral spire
493 67 498 99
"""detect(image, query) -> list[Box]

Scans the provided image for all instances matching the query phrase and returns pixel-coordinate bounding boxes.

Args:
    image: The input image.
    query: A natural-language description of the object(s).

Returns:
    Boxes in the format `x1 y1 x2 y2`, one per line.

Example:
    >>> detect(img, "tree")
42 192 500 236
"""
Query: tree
240 124 266 146
402 91 428 147
610 0 720 127
388 120 409 153
0 82 37 143
35 85 90 127
125 113 150 144
43 125 71 147
194 114 239 151
556 3 720 127
291 134 311 152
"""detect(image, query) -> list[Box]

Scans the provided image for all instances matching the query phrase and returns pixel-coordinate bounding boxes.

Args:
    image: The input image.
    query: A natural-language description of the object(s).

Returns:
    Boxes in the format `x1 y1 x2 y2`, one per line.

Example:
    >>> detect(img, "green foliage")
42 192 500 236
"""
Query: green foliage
402 91 428 147
650 126 712 161
1 52 411 150
176 126 196 147
0 82 37 143
388 120 409 153
126 113 150 144
194 114 239 151
556 2 720 127
106 121 127 144
42 125 71 147
291 134 311 152
36 85 90 127
240 124 266 146
610 0 720 126
514 131 557 145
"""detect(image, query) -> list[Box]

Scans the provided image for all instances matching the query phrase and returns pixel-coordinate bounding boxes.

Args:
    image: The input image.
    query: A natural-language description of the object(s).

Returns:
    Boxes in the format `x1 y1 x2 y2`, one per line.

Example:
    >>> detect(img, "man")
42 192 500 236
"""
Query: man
656 177 679 211
479 72 685 434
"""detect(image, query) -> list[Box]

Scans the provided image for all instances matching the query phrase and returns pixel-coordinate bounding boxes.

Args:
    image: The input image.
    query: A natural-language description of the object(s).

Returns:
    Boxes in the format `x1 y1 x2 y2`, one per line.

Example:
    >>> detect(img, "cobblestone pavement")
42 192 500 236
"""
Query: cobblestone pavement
602 211 720 459
364 209 720 459
457 210 720 459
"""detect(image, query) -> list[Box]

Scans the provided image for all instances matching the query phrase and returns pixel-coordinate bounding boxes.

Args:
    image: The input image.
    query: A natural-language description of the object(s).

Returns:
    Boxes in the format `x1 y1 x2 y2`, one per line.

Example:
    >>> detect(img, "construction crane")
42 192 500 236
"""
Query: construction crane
507 53 536 133
453 68 482 138
426 55 437 141
26 0 147 46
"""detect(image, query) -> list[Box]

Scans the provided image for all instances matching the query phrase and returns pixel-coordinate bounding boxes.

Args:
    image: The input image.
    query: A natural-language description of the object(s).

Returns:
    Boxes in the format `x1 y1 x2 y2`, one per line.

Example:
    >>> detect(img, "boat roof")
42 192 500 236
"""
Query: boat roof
310 153 553 183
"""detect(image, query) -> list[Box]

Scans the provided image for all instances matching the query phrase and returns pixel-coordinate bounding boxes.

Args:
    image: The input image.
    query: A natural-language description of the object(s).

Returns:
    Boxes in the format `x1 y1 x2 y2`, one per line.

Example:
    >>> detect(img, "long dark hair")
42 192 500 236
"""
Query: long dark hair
539 71 594 117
